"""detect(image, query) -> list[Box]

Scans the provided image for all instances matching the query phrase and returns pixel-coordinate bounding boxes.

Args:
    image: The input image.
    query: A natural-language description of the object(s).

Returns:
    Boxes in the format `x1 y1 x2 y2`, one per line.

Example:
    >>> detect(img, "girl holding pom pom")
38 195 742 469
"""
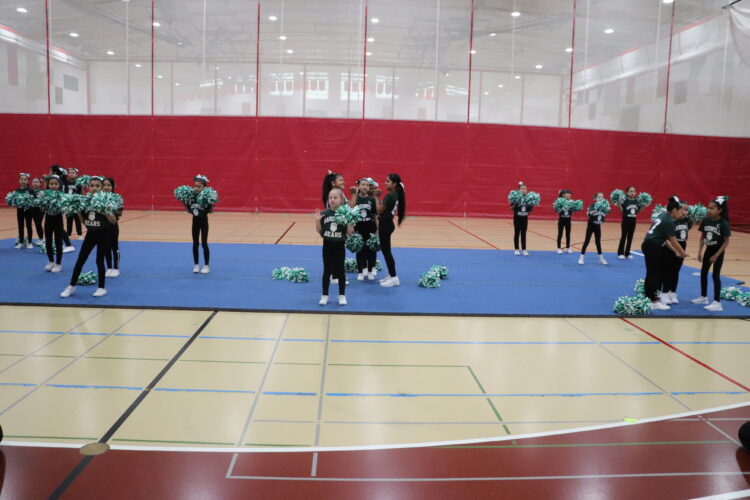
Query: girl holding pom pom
510 182 533 256
349 178 378 281
31 177 45 245
9 173 35 249
376 173 406 287
616 186 641 260
48 165 76 254
578 193 610 266
189 175 214 274
660 201 691 305
65 168 83 240
314 188 354 306
102 178 122 278
692 197 731 312
555 189 573 254
40 175 65 272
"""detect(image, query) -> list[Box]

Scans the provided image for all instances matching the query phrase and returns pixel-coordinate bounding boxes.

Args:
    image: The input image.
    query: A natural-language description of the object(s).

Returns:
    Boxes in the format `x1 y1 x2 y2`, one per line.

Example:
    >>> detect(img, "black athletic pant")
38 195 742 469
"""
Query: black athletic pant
66 214 82 237
62 230 71 248
16 208 32 242
379 219 397 277
69 226 113 289
32 208 44 239
642 240 666 302
617 218 636 256
105 224 120 270
661 242 686 294
557 218 571 249
700 245 725 302
44 214 64 264
322 239 346 296
355 222 377 273
192 216 210 265
513 215 528 250
581 222 602 255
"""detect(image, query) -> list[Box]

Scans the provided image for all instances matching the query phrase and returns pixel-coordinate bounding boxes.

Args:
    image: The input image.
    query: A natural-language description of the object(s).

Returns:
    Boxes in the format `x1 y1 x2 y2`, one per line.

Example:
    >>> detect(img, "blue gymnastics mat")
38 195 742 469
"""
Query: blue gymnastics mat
0 238 747 318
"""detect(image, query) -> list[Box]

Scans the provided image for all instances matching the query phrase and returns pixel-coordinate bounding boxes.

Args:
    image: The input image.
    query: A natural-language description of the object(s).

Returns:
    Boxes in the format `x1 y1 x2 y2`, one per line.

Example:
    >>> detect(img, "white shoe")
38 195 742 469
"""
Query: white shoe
110 269 120 278
51 264 62 273
33 239 43 246
599 255 608 265
650 301 670 311
338 295 347 306
105 269 113 278
618 255 625 260
669 292 679 304
14 242 23 249
60 285 75 298
704 301 723 312
319 295 329 306
691 296 709 305
44 262 54 272
627 255 634 260
93 288 107 297
380 276 400 287
367 271 376 281
62 245 75 253
514 250 521 256
357 272 365 281
522 250 529 257
25 242 33 249
200 265 210 274
557 248 563 254
578 255 584 265
193 265 200 273
566 248 573 254
659 293 671 305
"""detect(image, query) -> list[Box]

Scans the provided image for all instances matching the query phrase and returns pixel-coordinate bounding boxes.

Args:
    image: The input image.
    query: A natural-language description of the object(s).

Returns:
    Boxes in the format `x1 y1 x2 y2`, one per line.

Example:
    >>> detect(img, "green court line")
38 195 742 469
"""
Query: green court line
329 363 464 369
85 355 169 362
31 354 76 358
180 359 265 365
440 440 733 449
467 366 513 437
244 443 311 447
6 434 96 441
274 362 321 366
112 438 235 445
0 354 24 357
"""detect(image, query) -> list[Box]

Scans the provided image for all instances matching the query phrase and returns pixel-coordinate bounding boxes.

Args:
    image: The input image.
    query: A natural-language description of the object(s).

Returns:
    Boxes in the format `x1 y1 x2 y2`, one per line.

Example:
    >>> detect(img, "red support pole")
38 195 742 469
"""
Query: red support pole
567 0 577 128
362 1 369 120
466 0 475 124
662 0 676 134
44 0 51 116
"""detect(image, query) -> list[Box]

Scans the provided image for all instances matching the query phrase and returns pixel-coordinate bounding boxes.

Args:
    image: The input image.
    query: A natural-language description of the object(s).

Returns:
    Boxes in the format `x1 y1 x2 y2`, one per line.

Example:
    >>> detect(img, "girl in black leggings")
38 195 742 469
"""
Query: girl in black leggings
350 178 378 280
188 175 213 274
102 177 122 278
376 173 406 288
11 173 34 249
31 177 45 245
556 189 573 254
40 175 65 272
315 188 354 306
692 197 731 312
578 192 608 266
511 182 531 256
616 186 641 259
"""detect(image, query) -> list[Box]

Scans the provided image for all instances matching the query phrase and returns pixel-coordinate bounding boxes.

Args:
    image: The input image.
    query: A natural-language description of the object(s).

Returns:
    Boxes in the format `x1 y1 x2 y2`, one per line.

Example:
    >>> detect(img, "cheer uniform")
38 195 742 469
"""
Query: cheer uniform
556 204 572 250
512 201 531 251
188 201 211 266
320 209 346 296
378 192 398 278
661 217 690 295
641 212 676 302
13 187 34 244
41 192 64 265
354 194 377 274
65 182 83 237
69 209 114 289
699 217 731 302
581 205 606 255
617 198 640 257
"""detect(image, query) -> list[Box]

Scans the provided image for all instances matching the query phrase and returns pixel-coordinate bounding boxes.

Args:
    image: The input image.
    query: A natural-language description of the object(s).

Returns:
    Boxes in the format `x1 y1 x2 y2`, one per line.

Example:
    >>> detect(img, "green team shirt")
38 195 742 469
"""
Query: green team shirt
674 218 692 245
643 212 676 245
354 195 376 224
699 217 730 247
379 192 398 223
621 198 640 219
319 208 346 242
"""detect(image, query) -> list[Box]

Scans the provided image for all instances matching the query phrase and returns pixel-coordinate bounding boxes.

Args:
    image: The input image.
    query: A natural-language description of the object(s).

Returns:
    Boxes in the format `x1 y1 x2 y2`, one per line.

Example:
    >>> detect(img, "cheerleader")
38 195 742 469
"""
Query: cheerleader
578 193 608 265
49 165 76 254
314 188 354 305
692 197 731 312
60 176 117 298
10 173 35 249
40 175 65 272
510 182 532 256
555 189 573 254
641 196 689 311
30 177 44 245
616 186 641 259
65 168 83 239
660 201 690 304
188 175 212 274
102 177 121 278
349 178 378 280
376 173 405 287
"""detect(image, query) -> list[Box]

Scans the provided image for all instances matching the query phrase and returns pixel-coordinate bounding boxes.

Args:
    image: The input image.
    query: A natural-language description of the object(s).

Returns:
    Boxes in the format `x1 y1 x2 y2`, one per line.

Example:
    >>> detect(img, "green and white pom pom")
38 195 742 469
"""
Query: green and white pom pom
344 258 358 273
375 260 383 271
610 189 626 206
523 192 541 207
720 287 744 301
197 187 219 207
345 233 364 253
553 197 570 213
60 193 86 216
637 192 653 208
174 185 195 205
418 270 441 288
286 267 309 283
593 198 611 214
272 267 290 280
430 265 449 280
6 191 35 210
634 279 646 297
571 199 584 212
5 191 17 207
334 204 361 226
736 293 750 307
76 271 97 286
39 241 55 254
75 175 91 188
650 204 666 222
688 203 707 224
613 296 652 316
508 189 522 205
366 233 381 252
87 191 123 214
37 190 64 215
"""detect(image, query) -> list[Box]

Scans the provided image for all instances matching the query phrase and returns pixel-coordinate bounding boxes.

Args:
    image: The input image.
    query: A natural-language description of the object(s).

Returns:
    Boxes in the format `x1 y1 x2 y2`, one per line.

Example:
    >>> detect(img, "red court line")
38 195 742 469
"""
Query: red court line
620 318 750 393
275 222 296 244
447 221 499 250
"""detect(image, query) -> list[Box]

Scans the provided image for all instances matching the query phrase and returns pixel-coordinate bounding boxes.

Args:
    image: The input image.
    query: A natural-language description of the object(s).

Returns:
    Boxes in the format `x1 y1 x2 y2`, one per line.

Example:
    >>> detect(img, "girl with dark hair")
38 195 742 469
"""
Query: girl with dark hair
692 197 731 312
40 175 65 273
30 177 45 245
556 189 573 254
189 175 212 274
102 177 122 278
49 165 76 254
660 201 691 305
11 173 34 249
641 196 689 311
314 188 354 306
350 178 378 281
511 182 531 256
616 186 640 259
376 173 405 287
65 168 83 240
578 192 608 266
322 171 345 208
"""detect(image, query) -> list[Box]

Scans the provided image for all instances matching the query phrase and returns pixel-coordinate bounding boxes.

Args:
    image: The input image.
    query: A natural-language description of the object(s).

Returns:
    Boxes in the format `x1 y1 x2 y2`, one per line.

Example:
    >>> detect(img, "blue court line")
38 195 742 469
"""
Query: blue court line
0 330 65 335
0 382 36 387
324 391 748 397
330 340 596 345
46 383 143 391
671 391 747 395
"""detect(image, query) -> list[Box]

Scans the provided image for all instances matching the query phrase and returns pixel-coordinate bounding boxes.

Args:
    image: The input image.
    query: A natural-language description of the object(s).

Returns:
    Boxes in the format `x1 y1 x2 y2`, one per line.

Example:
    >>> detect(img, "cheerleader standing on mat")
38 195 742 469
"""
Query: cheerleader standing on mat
641 196 688 311
376 173 405 288
555 189 573 254
315 188 354 306
660 201 690 305
49 165 76 254
188 175 213 274
65 168 83 240
510 182 531 256
60 177 117 298
616 186 641 259
31 177 45 245
578 193 609 266
692 197 731 312
40 175 65 273
349 178 378 281
10 173 35 249
102 177 122 278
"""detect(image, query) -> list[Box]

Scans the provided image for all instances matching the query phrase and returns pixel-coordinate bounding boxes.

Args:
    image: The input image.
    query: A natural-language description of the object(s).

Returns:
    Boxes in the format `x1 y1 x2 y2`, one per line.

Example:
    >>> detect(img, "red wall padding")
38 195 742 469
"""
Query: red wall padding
1 114 749 223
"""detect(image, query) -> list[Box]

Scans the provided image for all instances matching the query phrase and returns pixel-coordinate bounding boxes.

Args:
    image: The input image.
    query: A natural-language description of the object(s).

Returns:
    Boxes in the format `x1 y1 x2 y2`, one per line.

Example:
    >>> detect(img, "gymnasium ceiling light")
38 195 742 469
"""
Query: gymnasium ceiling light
604 28 614 34
565 47 573 53
286 49 293 54
511 11 521 17
69 32 79 38
497 84 504 88
268 15 278 21
152 21 161 27
489 32 496 37
366 51 372 56
135 63 141 67
16 7 28 13
370 17 380 24
535 64 543 69
367 37 374 42
279 35 287 40
106 50 115 55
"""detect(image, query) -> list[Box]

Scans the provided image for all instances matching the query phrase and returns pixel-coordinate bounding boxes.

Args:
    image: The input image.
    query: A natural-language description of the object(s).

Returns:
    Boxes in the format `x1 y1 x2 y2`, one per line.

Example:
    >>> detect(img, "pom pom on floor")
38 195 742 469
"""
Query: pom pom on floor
76 271 97 286
418 270 441 288
272 266 309 283
430 265 449 280
613 296 652 316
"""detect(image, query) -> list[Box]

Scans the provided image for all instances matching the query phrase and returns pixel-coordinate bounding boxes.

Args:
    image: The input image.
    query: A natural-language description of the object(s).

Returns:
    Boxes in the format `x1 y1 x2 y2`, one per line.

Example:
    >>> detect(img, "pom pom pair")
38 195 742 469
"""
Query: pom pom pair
720 286 750 307
5 192 36 211
509 190 541 207
334 205 361 226
613 296 652 316
75 175 91 188
553 197 584 214
366 233 381 252
197 187 219 207
60 193 86 216
272 266 310 283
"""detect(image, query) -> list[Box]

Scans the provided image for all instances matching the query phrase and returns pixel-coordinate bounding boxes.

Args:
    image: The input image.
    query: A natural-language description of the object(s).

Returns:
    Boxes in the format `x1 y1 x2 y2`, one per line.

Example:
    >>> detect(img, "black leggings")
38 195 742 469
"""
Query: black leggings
66 214 82 236
557 218 571 249
513 215 528 250
32 208 44 239
581 223 602 255
379 219 397 277
322 239 346 296
69 226 113 289
356 222 377 273
642 240 667 302
701 245 725 302
105 224 120 270
662 242 686 294
618 218 636 256
44 214 64 264
16 208 33 242
192 216 210 265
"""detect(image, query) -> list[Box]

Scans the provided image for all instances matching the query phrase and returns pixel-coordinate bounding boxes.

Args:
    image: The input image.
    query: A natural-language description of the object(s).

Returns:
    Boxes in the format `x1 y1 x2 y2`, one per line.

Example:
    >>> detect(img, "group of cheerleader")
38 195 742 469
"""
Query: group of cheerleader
7 166 122 298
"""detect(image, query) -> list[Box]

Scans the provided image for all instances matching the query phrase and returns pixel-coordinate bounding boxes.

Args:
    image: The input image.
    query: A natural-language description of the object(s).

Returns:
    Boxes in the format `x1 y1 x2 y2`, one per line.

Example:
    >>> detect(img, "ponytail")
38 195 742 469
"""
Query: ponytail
715 196 730 221
322 171 339 208
666 195 681 213
388 173 406 226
